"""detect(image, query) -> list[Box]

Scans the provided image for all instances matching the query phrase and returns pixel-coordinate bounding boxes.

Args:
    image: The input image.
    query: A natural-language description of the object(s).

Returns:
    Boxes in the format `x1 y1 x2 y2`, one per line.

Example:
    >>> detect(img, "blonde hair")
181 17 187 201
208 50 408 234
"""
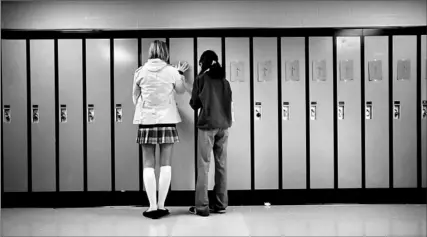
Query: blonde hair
148 40 169 62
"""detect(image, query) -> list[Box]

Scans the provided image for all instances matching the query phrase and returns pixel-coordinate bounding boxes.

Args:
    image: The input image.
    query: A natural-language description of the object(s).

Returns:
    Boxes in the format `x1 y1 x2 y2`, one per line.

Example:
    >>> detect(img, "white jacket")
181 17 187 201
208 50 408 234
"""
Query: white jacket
132 59 185 125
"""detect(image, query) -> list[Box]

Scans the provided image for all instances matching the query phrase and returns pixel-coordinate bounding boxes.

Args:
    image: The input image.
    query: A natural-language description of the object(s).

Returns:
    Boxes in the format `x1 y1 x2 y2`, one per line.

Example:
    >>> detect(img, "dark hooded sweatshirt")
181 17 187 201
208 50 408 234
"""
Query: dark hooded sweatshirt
189 68 232 129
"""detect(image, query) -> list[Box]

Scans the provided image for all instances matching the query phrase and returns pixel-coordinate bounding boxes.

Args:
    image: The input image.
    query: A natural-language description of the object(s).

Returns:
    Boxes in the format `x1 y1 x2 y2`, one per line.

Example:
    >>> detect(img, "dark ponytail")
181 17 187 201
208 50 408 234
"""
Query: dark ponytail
199 50 225 79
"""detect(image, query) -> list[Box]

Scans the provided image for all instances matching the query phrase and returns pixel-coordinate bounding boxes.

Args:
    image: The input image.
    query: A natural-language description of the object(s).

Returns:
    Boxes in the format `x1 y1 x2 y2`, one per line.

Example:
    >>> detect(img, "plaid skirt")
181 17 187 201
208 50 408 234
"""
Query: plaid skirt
136 124 179 144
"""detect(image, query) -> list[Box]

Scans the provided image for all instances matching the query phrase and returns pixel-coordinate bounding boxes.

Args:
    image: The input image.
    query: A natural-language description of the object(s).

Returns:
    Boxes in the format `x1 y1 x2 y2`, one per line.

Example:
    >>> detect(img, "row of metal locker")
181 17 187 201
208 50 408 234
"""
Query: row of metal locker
2 35 427 192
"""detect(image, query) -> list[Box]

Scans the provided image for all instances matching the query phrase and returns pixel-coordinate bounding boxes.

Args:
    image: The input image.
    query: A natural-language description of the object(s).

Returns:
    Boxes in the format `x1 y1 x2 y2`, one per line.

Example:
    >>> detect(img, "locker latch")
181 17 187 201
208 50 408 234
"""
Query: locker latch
32 105 39 124
422 100 427 119
310 102 317 120
393 101 401 120
282 102 289 120
255 102 262 121
88 104 95 123
115 104 122 123
60 104 67 123
338 101 345 120
366 101 372 120
3 105 11 123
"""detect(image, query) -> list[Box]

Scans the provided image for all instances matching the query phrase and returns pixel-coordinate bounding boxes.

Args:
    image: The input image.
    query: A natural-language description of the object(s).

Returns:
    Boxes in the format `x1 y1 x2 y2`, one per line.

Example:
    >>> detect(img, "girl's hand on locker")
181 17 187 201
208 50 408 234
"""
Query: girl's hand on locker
176 61 190 73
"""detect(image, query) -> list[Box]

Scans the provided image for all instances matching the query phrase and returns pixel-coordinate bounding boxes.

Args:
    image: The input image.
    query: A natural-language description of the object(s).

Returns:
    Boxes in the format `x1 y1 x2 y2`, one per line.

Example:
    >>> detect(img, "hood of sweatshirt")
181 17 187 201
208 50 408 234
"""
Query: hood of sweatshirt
143 59 168 72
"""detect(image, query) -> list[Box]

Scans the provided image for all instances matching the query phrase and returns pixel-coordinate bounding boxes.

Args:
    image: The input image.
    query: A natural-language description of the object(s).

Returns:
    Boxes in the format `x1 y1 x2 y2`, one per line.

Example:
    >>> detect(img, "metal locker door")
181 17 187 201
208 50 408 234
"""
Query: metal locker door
86 39 111 191
169 38 196 190
393 36 417 188
309 37 334 189
114 39 139 191
225 37 251 190
2 40 28 192
140 38 166 191
253 37 279 189
421 35 426 188
365 36 389 188
58 40 83 191
30 40 56 191
281 37 306 189
197 38 222 190
336 37 362 188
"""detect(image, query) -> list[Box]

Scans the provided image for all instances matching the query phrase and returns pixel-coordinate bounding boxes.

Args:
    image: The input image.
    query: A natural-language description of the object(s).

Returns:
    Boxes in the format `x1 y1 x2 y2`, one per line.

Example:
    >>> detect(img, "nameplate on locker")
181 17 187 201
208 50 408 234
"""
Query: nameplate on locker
366 102 373 120
88 104 95 123
3 105 11 123
368 60 383 81
393 101 401 120
257 61 272 82
285 60 300 82
255 102 262 121
312 60 327 82
116 104 123 123
60 105 67 123
32 105 40 124
422 100 427 119
338 102 345 120
282 102 290 120
310 102 317 120
230 61 245 82
340 60 354 82
397 59 411 81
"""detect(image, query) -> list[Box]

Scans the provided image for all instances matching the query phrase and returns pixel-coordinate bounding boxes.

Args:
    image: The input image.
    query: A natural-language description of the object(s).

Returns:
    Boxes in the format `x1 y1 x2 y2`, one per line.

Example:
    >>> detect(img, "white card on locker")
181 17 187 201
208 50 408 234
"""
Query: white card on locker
285 60 299 82
340 59 354 81
368 59 382 81
230 61 244 82
312 60 327 81
397 59 411 80
258 60 272 82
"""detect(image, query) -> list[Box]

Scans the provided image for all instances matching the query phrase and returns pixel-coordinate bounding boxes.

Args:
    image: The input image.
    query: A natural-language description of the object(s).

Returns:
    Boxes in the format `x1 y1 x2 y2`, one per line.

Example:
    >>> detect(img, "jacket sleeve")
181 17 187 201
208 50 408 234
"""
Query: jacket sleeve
132 69 142 106
189 77 202 110
172 68 186 94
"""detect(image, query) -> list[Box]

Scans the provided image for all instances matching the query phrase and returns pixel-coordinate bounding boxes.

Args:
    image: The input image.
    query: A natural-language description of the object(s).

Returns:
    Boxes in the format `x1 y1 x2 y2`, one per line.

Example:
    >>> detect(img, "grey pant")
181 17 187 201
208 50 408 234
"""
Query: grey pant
195 128 229 213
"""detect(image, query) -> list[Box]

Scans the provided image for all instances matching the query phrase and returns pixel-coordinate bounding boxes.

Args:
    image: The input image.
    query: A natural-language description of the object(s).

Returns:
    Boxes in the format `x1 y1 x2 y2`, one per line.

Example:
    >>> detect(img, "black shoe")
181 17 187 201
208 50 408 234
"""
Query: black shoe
157 208 170 218
209 207 226 214
142 209 160 219
189 206 209 217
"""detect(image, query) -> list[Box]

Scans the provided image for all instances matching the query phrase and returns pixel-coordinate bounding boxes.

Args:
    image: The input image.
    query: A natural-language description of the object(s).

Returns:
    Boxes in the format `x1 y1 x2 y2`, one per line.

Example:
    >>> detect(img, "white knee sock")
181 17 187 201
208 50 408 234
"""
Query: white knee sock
143 168 157 211
158 166 172 210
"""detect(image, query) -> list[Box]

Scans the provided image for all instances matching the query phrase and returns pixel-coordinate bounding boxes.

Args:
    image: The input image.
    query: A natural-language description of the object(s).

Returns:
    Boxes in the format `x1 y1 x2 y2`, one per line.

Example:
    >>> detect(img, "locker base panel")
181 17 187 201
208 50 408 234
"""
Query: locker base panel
2 188 425 208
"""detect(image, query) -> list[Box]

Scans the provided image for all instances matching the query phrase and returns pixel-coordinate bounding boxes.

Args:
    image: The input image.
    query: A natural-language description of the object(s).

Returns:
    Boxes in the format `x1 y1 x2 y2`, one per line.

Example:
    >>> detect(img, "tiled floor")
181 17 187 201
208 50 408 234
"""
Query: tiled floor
1 205 426 236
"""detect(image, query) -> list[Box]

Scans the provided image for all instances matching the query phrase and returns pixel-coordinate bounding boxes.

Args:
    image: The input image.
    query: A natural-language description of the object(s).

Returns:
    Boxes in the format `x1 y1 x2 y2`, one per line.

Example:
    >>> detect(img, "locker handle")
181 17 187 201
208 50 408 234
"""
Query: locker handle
115 104 123 123
3 105 11 123
393 101 400 120
32 105 39 123
88 104 95 123
60 104 67 123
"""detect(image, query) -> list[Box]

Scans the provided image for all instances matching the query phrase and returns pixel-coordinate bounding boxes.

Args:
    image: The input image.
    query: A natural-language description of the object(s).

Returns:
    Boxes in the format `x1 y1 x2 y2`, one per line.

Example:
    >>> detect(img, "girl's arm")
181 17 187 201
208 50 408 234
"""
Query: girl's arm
132 69 142 105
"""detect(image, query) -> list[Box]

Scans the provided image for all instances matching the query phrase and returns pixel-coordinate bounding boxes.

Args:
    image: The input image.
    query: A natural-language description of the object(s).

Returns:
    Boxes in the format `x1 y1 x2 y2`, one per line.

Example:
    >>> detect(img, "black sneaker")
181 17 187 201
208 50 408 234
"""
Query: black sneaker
209 207 226 214
189 207 209 217
142 209 160 219
157 208 170 218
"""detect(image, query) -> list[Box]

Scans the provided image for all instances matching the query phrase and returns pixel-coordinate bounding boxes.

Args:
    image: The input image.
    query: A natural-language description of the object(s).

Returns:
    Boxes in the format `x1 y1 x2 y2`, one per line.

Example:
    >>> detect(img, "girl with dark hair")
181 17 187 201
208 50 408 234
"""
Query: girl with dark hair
189 50 233 217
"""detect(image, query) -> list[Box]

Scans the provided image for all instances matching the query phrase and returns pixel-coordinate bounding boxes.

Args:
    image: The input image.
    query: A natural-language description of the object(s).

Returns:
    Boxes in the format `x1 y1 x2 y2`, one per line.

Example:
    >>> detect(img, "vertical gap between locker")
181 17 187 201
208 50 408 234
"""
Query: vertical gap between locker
82 38 88 192
193 37 198 189
388 35 394 189
138 37 143 192
277 37 283 190
416 35 422 189
333 36 338 189
110 38 115 192
305 36 311 190
249 37 255 191
361 36 366 189
26 39 32 193
54 39 60 192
